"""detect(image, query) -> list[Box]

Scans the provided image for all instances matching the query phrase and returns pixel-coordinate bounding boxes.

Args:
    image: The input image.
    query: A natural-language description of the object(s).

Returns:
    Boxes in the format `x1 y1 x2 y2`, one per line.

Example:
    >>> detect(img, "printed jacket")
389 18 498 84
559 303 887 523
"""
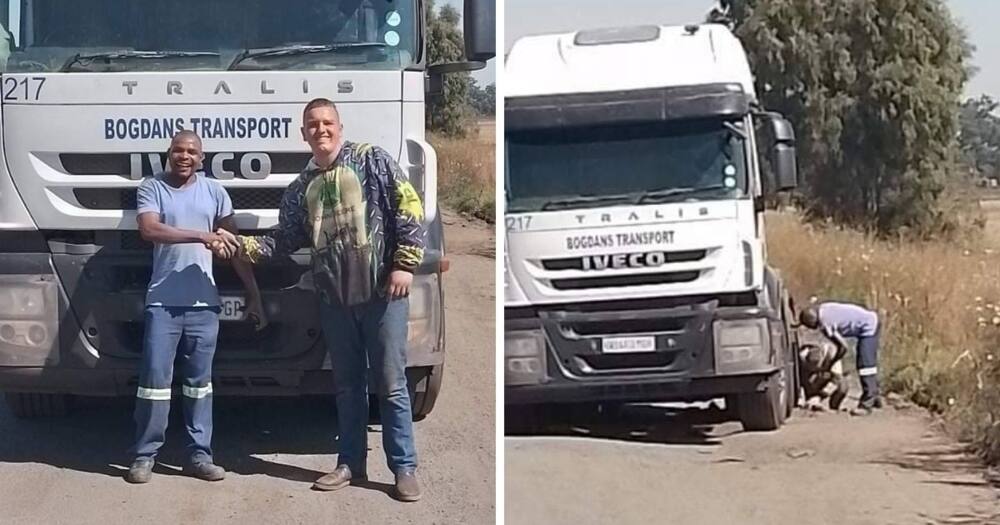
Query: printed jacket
240 141 425 306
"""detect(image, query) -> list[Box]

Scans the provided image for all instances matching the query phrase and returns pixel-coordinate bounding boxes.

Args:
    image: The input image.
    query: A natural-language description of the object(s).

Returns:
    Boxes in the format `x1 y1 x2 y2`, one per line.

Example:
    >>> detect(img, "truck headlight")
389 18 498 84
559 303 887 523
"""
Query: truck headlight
505 331 546 386
407 273 441 354
0 276 59 364
0 285 46 318
713 318 771 374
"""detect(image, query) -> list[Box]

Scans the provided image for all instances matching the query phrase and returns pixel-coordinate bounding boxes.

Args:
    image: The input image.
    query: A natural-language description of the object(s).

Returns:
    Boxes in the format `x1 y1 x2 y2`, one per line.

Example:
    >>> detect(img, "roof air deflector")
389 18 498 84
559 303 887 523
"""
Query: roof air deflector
574 25 660 46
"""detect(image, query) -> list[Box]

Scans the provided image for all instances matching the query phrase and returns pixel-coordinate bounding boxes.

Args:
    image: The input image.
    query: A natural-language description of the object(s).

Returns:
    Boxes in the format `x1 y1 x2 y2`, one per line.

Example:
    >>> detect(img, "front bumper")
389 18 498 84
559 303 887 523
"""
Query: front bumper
0 231 446 396
504 297 784 404
506 372 778 405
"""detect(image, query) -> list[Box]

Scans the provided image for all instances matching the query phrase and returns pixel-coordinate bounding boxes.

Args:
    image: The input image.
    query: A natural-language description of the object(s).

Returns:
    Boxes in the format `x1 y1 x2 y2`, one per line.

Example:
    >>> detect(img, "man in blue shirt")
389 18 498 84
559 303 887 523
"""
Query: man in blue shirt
799 301 882 415
124 130 263 484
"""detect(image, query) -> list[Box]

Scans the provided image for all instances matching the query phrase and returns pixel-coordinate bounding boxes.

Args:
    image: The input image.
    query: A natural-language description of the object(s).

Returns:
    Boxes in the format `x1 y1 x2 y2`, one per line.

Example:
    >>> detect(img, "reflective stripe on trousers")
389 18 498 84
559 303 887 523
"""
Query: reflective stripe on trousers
130 306 219 463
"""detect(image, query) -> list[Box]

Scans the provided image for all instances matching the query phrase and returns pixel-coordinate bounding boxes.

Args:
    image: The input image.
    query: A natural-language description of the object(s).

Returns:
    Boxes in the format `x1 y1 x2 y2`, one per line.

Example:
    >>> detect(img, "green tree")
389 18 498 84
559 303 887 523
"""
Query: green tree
426 0 473 136
468 81 496 116
958 95 1000 181
725 0 969 235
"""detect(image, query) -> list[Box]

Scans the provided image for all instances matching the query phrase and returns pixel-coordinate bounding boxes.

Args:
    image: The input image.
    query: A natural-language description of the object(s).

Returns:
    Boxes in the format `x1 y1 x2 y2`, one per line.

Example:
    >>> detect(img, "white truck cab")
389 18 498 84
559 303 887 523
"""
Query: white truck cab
504 24 799 431
0 0 495 419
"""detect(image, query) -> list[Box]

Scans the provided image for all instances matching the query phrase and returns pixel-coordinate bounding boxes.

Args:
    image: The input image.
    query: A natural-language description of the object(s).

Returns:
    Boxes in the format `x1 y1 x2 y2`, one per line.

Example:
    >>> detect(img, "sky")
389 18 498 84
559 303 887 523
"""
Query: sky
504 0 999 99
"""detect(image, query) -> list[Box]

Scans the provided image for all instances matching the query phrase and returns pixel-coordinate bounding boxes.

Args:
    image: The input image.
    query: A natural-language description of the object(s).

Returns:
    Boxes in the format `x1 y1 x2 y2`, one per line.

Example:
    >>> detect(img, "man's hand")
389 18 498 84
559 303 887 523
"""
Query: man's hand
386 270 414 299
829 333 849 364
243 294 268 331
207 228 240 259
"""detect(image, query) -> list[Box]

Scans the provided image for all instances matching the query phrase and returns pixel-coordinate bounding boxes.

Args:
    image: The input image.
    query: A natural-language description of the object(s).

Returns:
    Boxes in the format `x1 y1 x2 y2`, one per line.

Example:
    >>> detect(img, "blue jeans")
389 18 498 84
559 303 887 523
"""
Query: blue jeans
320 297 417 474
130 306 219 463
857 330 880 408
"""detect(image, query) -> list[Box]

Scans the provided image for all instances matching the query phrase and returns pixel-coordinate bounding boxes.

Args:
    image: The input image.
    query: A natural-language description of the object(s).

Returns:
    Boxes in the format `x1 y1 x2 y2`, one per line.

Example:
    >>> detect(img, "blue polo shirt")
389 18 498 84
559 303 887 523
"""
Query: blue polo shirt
819 302 879 338
136 172 233 307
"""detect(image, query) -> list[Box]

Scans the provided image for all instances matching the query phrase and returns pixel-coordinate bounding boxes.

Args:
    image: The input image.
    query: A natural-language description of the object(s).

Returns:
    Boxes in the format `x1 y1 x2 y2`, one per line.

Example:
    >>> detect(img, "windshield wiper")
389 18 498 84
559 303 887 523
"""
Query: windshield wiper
228 43 387 70
636 184 728 204
61 51 219 72
540 194 635 211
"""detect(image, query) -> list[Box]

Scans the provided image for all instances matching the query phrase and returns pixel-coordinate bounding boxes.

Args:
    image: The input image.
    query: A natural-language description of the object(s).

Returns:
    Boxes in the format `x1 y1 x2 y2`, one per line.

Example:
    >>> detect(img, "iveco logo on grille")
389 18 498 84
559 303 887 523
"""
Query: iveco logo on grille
582 251 672 270
130 152 271 180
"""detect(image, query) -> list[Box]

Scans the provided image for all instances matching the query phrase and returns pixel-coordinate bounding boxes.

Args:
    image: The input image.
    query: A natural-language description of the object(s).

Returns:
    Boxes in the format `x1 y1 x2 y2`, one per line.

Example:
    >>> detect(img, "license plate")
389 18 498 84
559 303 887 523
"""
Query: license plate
219 296 246 321
601 336 656 353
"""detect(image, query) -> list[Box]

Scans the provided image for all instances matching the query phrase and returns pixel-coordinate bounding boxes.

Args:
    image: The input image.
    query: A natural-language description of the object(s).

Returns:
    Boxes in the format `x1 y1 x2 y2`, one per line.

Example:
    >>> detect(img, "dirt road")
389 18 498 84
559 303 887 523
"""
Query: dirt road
506 396 1000 525
0 212 496 525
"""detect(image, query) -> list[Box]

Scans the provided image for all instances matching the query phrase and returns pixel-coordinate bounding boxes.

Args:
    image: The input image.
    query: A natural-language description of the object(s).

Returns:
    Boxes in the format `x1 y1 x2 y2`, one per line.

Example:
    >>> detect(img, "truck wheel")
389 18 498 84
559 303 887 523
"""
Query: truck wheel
781 291 799 419
4 392 70 418
736 371 787 432
410 364 444 421
783 359 796 419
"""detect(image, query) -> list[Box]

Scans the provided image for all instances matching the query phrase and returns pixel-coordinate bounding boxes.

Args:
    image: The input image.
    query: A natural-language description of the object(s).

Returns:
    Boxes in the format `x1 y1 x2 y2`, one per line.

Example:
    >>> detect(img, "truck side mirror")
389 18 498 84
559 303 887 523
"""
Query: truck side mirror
464 0 495 62
768 116 798 192
426 61 482 99
425 0 496 97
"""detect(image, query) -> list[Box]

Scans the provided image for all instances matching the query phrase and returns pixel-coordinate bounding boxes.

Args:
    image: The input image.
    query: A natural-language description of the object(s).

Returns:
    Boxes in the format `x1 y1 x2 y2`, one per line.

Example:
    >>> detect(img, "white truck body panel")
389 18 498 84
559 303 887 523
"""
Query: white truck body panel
505 199 763 307
505 24 756 100
1 70 429 231
505 24 764 308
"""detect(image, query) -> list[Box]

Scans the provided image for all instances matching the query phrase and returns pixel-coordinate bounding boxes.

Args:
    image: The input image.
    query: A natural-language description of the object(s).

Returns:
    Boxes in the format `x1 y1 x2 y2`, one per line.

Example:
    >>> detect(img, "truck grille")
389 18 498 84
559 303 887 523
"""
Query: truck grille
107 263 306 291
541 249 706 270
74 188 285 210
46 230 279 252
580 352 678 371
60 152 311 176
539 304 714 377
562 316 689 336
550 270 701 290
119 231 152 251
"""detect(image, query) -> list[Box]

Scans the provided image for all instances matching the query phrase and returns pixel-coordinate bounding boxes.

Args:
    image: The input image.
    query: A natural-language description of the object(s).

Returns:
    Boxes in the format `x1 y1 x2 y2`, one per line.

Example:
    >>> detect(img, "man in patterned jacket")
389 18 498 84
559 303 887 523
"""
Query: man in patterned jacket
213 98 426 501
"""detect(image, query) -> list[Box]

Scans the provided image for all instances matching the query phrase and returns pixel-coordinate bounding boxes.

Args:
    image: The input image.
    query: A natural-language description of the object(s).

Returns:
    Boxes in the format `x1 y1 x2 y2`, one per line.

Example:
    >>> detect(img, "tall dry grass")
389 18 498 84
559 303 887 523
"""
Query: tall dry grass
430 126 496 223
767 211 1000 462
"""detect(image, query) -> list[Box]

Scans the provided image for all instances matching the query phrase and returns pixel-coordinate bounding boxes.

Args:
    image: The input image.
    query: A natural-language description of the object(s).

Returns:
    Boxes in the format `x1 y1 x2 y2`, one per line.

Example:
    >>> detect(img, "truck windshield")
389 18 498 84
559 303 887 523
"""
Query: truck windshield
505 119 749 212
0 0 417 72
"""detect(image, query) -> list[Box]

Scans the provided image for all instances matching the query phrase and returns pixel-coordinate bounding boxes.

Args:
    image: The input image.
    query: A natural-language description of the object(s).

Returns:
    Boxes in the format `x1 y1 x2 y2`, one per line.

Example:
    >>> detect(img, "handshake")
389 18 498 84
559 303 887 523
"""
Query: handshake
203 229 243 259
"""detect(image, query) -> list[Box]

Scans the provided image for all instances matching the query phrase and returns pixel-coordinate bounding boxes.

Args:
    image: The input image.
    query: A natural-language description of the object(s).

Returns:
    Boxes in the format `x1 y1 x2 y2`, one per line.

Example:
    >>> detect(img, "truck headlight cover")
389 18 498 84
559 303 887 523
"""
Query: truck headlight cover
407 273 441 354
713 318 771 374
505 331 546 386
0 285 47 318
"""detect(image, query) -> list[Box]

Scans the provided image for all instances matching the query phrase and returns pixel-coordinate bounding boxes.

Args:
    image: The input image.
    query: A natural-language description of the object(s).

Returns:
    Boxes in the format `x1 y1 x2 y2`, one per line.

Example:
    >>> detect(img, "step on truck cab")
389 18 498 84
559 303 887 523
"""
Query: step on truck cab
504 23 800 431
0 0 494 418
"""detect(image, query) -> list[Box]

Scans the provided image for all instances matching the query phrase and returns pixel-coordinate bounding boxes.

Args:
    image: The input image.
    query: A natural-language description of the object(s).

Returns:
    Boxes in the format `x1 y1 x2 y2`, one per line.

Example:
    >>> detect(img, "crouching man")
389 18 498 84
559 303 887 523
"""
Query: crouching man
798 341 848 412
799 301 883 416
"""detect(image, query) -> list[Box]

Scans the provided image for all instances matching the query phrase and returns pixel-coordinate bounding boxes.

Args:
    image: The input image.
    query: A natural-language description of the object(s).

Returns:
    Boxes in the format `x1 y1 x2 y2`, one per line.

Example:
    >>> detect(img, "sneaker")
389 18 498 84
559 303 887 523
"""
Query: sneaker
184 460 226 482
125 458 154 484
850 406 874 417
312 465 365 491
394 468 422 502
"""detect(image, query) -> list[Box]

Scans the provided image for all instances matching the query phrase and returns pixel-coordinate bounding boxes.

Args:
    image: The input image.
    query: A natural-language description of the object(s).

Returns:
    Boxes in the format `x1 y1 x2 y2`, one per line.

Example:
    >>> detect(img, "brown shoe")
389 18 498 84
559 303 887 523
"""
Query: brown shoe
394 468 422 502
312 465 363 491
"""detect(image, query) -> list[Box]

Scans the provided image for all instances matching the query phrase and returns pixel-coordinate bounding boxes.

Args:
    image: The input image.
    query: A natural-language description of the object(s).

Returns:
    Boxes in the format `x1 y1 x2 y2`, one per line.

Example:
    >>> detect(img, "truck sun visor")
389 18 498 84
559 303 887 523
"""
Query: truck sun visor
505 84 750 131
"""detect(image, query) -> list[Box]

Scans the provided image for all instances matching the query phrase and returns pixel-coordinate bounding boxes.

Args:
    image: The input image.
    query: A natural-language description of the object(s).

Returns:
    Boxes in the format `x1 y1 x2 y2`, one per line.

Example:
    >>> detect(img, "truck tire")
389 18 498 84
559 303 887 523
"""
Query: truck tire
4 392 70 418
410 364 444 421
736 371 787 431
780 290 799 419
783 359 797 420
